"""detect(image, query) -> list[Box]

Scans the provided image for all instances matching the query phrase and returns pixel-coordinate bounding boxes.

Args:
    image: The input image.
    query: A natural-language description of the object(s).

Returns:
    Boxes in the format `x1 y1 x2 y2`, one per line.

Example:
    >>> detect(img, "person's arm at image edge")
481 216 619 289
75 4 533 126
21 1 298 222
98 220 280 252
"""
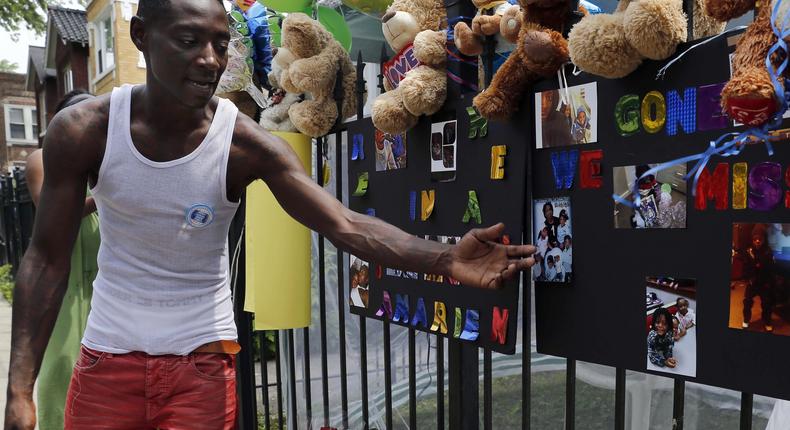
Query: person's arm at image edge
235 117 535 289
26 149 96 217
5 112 98 430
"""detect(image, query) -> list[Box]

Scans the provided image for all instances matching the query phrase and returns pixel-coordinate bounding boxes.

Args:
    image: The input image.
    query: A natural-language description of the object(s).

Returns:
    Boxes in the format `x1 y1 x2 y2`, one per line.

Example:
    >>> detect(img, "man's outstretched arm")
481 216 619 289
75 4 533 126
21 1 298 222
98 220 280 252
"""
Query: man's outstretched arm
4 110 99 430
234 116 536 289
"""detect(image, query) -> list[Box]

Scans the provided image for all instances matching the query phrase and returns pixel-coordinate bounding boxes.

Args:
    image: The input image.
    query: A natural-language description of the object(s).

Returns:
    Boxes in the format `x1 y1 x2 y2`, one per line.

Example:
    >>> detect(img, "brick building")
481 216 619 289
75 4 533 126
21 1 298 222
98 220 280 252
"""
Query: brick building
0 73 38 171
87 0 146 95
26 6 90 146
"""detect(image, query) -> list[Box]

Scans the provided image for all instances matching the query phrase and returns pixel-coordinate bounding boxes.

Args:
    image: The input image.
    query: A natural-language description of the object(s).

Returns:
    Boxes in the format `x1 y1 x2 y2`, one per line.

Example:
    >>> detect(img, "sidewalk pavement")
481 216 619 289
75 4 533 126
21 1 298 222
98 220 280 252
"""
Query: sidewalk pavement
0 299 11 427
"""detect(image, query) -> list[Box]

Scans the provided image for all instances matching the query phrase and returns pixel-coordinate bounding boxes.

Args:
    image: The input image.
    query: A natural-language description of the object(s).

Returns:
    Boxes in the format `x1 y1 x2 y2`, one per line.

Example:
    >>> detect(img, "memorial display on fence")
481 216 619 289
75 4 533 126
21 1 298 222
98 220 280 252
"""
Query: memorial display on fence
345 107 529 354
532 30 790 400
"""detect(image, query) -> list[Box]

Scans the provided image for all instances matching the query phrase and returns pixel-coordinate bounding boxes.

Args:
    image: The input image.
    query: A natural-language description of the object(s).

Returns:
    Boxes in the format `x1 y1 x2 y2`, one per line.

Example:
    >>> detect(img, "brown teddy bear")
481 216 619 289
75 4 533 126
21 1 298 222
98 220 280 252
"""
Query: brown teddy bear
472 0 579 120
454 1 521 56
278 13 358 137
372 0 448 134
568 0 726 79
706 0 787 126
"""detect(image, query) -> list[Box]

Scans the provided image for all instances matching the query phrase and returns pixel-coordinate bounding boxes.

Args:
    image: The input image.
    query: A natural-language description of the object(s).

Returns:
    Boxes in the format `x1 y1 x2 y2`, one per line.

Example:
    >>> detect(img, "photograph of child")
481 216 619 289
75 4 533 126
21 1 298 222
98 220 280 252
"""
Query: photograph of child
534 82 598 149
729 223 790 335
375 130 407 171
645 277 697 377
613 164 687 229
349 255 370 308
532 197 573 284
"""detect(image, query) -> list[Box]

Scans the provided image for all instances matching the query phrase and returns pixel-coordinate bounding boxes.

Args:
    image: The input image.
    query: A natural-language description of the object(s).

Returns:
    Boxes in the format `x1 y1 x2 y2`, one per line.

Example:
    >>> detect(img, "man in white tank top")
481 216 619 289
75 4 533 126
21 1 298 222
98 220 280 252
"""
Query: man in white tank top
4 0 537 428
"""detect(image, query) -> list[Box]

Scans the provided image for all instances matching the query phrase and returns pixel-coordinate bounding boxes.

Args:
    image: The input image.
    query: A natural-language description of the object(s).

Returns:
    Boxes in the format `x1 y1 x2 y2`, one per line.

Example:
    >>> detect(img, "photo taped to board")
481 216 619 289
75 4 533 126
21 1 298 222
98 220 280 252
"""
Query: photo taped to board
729 223 790 336
431 119 457 182
613 164 688 229
533 197 573 285
646 277 697 378
535 82 598 149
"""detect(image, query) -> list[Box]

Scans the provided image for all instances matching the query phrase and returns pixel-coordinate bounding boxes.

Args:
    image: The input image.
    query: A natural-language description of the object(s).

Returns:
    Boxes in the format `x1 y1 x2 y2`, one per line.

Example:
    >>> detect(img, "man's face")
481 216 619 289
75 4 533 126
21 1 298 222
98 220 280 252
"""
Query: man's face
358 266 369 286
137 0 230 108
541 91 555 119
753 236 763 249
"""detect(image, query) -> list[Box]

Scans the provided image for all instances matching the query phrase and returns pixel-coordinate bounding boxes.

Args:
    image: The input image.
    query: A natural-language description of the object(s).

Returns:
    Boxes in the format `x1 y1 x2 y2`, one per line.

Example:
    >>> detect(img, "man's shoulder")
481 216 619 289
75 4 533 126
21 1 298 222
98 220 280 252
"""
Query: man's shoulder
49 93 111 145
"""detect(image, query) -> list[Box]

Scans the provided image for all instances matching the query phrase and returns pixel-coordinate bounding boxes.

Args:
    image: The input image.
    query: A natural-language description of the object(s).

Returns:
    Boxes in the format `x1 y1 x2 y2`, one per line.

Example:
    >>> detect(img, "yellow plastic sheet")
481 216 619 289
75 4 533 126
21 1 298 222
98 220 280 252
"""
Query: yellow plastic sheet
244 132 312 330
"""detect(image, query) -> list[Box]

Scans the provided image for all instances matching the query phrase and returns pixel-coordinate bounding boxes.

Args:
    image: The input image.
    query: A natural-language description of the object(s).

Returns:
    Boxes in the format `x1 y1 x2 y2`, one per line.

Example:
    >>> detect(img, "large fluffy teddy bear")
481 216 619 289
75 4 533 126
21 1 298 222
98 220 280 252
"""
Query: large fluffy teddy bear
372 0 448 134
277 13 357 137
706 0 787 126
568 0 727 79
472 0 579 120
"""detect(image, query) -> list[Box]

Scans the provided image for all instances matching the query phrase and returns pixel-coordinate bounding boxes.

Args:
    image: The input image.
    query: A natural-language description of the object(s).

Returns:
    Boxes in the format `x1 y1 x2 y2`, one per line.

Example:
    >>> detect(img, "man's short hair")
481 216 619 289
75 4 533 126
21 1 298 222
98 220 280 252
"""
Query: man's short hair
137 0 224 22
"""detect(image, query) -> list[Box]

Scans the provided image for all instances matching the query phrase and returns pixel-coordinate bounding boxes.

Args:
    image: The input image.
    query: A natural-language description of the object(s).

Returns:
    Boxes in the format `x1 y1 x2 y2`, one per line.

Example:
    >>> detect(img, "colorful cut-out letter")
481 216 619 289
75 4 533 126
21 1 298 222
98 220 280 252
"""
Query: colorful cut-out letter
376 290 393 319
462 190 482 224
732 162 747 210
421 190 435 221
491 145 507 180
430 301 448 334
748 162 782 211
551 150 579 190
491 306 509 345
459 309 479 341
579 150 603 189
695 163 729 210
352 172 369 197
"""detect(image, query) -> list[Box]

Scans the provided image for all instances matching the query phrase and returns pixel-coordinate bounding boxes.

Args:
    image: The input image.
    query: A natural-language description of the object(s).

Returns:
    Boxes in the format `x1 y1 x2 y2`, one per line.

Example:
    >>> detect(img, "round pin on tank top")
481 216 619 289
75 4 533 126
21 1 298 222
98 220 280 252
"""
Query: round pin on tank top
186 204 215 228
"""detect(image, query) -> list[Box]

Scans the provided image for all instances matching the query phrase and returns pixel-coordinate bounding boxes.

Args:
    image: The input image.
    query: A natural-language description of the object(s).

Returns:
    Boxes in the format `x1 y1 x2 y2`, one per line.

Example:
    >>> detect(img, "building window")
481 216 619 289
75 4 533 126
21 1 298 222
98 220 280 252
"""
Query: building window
63 64 73 93
4 105 38 144
95 12 115 76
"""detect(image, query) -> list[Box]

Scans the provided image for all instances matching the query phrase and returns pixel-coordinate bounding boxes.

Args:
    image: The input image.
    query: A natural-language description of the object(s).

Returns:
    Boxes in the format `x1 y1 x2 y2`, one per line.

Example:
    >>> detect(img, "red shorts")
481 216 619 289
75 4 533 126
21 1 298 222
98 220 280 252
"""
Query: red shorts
64 346 237 429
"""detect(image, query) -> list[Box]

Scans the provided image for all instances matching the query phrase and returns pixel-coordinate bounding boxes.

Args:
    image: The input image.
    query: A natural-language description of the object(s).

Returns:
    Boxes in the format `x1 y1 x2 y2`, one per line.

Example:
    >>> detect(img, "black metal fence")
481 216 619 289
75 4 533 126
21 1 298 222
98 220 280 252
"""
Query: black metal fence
230 2 773 429
0 168 34 274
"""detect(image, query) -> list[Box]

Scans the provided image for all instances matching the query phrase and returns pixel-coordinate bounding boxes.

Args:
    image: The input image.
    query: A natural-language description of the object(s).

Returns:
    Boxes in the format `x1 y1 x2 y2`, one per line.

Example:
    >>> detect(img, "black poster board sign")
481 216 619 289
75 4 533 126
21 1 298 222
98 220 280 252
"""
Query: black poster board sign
532 33 790 400
345 98 528 353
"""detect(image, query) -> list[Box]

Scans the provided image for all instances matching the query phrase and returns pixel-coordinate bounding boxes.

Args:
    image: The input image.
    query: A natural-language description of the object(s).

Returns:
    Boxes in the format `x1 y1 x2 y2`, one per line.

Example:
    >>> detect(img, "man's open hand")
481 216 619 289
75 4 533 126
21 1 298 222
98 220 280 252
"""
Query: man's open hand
448 223 536 289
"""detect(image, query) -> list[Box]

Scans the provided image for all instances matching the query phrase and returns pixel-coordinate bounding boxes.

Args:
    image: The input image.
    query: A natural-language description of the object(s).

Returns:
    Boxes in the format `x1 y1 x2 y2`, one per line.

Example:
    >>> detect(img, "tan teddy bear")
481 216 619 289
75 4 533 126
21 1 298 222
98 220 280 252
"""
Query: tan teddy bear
568 0 726 79
372 0 448 134
278 13 358 137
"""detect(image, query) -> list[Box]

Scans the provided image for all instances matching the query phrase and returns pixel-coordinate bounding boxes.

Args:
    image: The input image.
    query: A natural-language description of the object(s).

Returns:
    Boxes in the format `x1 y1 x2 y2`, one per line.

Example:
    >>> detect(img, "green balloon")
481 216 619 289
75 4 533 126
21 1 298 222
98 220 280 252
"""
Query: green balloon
342 0 392 17
260 0 311 13
268 15 282 47
317 6 352 52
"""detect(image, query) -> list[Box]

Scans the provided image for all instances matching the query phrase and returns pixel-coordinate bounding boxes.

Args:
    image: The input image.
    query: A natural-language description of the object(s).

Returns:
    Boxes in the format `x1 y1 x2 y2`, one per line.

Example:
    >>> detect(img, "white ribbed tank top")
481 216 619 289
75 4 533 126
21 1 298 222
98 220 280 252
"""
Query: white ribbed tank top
83 84 240 355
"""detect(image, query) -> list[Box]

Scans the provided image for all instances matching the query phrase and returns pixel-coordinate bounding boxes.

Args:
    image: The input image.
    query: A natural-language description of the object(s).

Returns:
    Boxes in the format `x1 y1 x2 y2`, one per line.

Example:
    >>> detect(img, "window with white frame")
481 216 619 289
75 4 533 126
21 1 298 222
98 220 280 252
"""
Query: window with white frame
94 12 115 76
62 64 73 93
4 105 38 144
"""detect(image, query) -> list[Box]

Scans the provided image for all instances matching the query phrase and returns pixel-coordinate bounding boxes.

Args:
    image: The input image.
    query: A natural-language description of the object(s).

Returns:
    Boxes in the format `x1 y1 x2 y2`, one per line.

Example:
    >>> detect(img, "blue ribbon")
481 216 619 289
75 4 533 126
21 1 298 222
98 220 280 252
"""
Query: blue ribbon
614 3 790 208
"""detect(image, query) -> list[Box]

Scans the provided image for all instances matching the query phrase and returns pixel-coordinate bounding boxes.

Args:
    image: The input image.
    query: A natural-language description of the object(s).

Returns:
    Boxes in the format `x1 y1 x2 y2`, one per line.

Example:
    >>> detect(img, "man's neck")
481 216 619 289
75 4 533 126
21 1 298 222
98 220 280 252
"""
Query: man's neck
137 83 212 134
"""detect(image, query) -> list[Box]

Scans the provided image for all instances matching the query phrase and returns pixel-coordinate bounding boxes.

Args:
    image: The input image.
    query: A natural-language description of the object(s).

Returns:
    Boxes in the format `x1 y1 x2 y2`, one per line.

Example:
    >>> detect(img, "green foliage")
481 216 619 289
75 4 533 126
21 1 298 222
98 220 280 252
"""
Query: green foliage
0 0 48 35
252 330 277 362
257 411 284 430
1 0 91 36
0 264 14 304
0 60 18 73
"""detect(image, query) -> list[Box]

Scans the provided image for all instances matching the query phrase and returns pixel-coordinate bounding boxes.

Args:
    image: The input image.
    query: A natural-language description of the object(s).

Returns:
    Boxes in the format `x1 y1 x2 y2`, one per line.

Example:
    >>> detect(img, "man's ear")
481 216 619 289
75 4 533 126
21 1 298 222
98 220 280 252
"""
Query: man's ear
130 16 146 52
